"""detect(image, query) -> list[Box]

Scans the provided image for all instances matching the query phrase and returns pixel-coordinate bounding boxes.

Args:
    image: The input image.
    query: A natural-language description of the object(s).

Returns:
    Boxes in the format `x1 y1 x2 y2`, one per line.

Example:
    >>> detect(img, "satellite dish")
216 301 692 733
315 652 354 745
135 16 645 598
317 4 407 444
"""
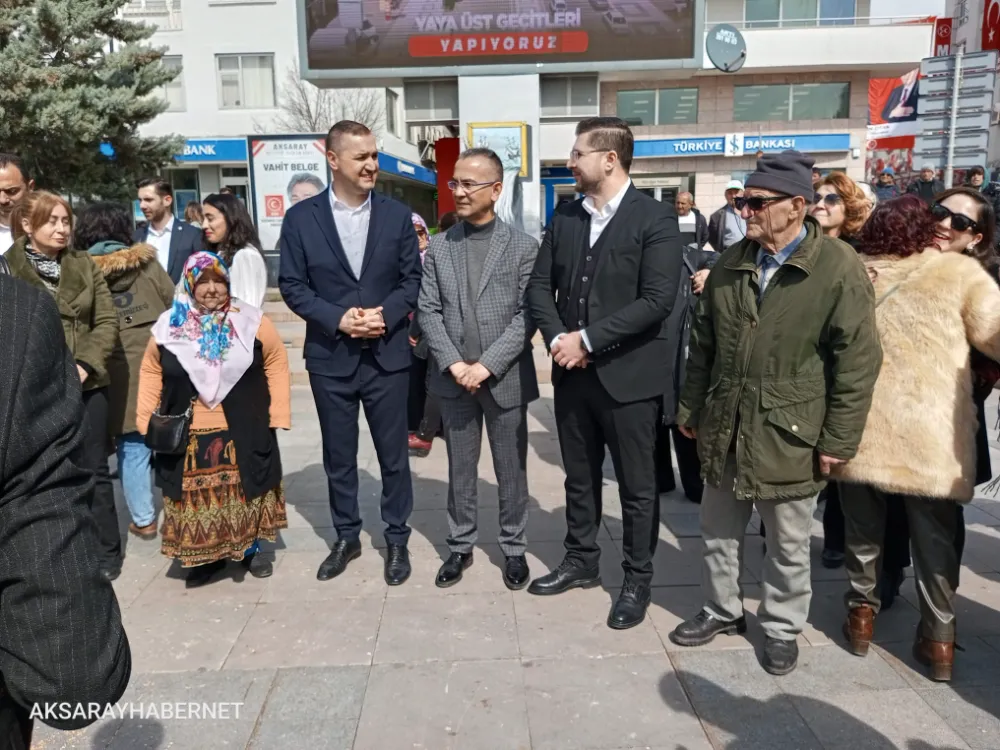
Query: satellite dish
706 23 747 73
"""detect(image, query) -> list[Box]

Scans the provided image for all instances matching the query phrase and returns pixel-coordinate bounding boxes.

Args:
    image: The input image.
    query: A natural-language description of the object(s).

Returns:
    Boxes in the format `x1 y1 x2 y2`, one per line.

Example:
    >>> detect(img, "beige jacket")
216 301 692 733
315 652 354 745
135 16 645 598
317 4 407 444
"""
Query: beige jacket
833 249 1000 500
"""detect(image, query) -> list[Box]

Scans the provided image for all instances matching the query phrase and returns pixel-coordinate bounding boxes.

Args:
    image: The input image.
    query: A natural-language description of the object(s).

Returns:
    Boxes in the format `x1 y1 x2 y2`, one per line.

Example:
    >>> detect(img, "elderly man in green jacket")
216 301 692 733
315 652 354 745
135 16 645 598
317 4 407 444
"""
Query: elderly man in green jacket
668 151 881 676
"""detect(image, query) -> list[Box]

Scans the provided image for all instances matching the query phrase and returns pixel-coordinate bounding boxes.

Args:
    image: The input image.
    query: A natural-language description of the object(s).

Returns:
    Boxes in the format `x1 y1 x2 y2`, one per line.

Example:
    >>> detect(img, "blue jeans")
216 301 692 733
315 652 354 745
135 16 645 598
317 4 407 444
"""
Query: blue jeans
116 432 156 527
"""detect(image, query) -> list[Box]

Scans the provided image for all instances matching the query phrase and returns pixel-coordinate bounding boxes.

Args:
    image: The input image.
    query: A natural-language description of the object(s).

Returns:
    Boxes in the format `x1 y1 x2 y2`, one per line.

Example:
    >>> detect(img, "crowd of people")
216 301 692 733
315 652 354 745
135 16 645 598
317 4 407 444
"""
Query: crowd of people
2 114 1000 742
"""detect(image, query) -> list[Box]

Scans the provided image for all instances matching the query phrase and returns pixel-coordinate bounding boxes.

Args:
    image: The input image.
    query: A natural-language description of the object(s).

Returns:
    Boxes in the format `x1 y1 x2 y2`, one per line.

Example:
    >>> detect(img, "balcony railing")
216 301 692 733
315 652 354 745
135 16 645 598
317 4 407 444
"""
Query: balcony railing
714 14 935 29
121 0 182 31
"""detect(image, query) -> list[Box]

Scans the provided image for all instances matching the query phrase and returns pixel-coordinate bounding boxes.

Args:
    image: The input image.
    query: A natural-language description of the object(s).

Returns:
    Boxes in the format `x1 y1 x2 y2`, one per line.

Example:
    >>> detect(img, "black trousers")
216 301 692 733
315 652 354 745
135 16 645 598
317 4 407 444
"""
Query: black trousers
654 422 704 502
554 368 660 586
407 353 442 441
81 387 122 569
823 482 912 571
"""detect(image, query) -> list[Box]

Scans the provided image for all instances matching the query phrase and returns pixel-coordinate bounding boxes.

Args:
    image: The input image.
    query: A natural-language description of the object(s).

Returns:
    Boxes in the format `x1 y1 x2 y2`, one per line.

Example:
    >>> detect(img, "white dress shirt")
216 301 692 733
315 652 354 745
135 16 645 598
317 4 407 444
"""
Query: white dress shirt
330 186 372 279
229 247 269 308
0 224 12 254
146 216 175 272
553 179 632 352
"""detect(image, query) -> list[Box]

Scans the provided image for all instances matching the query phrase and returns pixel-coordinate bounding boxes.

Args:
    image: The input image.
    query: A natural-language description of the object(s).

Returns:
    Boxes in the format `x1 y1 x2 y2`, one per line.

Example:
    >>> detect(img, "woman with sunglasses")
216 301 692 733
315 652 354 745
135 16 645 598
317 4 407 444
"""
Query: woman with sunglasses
834 194 1000 681
810 172 870 246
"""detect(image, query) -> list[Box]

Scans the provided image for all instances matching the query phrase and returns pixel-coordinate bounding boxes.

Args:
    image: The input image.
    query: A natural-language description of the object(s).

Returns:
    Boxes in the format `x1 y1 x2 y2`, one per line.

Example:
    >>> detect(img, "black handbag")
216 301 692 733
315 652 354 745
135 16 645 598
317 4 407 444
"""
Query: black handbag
144 397 197 455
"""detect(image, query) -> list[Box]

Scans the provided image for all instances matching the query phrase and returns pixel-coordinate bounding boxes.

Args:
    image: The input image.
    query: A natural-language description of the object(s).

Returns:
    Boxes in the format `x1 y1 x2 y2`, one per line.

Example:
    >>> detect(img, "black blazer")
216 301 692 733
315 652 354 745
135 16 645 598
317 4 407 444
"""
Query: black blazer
0 276 131 746
133 218 202 283
278 188 422 378
526 184 684 404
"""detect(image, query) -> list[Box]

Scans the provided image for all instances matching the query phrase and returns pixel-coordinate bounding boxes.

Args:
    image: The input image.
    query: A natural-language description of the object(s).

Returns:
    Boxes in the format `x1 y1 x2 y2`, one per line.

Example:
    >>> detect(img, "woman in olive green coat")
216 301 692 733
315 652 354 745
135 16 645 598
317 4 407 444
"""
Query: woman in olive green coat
5 191 121 579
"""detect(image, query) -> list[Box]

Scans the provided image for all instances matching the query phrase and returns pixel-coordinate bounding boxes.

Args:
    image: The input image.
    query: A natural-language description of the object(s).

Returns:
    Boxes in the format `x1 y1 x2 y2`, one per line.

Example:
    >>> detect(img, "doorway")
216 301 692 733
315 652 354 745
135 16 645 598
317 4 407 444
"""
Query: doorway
221 166 250 207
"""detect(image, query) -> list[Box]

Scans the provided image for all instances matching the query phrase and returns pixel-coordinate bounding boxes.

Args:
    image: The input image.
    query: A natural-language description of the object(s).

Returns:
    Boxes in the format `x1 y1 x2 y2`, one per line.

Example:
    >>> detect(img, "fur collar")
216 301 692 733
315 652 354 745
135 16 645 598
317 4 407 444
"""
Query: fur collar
91 243 158 279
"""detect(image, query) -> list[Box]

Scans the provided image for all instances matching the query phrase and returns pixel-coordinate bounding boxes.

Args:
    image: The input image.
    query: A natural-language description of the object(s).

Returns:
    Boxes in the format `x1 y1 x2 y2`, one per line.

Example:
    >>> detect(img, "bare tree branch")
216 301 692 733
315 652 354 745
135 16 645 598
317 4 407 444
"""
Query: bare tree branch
268 64 384 135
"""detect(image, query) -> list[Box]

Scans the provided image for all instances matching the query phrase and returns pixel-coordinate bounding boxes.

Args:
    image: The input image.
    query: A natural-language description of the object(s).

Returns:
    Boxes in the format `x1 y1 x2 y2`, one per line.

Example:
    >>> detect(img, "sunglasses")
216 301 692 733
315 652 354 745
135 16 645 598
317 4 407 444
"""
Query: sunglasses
931 202 979 233
814 193 842 207
733 195 792 212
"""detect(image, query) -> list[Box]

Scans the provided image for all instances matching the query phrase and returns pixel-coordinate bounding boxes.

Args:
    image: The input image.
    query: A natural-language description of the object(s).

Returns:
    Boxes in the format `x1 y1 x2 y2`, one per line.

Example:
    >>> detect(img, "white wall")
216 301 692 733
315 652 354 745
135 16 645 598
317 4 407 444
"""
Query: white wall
458 74 542 238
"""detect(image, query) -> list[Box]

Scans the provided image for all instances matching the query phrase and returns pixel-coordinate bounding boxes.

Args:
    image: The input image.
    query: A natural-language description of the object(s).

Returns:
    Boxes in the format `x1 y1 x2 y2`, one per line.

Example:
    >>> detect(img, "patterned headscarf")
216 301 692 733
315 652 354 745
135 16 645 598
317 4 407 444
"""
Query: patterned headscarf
152 252 262 409
412 212 429 263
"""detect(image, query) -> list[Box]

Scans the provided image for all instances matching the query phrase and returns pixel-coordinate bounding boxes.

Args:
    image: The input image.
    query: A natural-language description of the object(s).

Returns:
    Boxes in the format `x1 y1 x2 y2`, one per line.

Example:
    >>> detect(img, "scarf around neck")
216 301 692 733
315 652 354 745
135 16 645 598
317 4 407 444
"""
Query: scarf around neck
25 241 62 293
151 251 262 409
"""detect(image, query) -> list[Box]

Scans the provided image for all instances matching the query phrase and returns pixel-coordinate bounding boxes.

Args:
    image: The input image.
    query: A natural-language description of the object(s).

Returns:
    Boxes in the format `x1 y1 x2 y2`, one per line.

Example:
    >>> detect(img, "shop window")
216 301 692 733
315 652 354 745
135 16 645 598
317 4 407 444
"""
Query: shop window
216 54 275 109
734 82 849 121
404 80 458 121
540 75 598 118
617 88 698 126
160 56 185 112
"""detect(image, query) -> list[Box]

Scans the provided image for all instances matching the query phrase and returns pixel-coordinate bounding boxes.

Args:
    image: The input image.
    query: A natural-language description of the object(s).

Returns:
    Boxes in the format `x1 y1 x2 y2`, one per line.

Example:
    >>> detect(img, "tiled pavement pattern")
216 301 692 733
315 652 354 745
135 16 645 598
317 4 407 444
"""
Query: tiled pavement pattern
31 387 1000 749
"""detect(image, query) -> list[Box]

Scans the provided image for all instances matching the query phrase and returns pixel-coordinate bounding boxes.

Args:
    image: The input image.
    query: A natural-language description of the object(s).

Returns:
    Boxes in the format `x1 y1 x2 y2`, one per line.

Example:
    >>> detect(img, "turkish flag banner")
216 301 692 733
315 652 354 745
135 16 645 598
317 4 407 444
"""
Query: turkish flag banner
983 0 1000 51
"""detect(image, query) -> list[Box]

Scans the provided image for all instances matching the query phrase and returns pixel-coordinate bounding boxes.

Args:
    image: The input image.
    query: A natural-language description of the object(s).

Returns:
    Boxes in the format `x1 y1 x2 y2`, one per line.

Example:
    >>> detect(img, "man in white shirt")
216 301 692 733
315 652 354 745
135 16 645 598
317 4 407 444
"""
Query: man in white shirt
0 154 34 255
133 178 201 283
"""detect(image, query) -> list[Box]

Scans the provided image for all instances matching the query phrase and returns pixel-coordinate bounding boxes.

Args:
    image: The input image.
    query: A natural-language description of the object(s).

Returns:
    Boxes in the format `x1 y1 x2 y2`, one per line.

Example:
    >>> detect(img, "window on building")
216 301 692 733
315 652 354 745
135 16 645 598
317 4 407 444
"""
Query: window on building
819 0 855 24
540 75 598 118
745 0 854 26
404 80 459 121
617 87 698 126
782 0 817 27
733 82 849 121
385 89 399 136
160 55 185 112
745 0 780 27
216 54 275 109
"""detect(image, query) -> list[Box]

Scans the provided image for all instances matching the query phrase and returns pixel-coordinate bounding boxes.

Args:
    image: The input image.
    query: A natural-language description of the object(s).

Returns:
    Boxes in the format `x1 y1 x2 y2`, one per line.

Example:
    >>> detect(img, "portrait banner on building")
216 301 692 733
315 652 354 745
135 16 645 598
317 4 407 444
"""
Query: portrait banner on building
247 135 329 252
867 69 920 143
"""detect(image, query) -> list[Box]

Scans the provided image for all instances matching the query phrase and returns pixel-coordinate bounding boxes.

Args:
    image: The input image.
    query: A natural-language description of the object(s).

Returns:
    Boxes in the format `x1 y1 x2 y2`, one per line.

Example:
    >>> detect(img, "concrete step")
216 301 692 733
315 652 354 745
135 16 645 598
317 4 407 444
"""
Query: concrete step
263 299 302 324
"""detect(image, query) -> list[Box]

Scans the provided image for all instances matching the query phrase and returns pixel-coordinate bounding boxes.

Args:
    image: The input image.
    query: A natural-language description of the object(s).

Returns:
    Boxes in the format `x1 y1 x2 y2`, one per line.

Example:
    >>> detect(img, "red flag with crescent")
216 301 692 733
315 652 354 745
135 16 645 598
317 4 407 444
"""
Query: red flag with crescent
984 0 1000 51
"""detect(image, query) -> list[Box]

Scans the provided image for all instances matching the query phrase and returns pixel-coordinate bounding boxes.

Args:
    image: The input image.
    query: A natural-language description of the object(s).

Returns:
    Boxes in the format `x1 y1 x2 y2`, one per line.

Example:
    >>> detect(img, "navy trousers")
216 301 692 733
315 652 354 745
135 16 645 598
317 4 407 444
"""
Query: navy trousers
310 350 413 546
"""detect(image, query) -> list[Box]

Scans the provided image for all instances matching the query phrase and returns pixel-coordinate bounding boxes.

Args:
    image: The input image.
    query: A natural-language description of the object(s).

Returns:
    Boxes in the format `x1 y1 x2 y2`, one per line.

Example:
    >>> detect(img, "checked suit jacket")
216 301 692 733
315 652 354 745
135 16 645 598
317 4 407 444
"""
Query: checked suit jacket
417 218 540 411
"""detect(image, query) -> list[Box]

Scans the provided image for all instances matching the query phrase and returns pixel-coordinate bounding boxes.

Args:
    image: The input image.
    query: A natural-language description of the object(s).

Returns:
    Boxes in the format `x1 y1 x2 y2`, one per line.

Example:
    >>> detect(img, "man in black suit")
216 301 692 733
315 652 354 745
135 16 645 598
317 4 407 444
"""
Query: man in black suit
526 116 683 629
279 120 422 586
0 274 131 749
134 177 202 283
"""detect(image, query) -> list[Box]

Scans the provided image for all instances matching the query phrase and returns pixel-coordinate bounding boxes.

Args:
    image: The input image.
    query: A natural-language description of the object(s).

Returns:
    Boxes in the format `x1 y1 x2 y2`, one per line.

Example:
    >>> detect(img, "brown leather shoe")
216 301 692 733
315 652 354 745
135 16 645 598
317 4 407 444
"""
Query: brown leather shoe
913 633 954 682
129 521 157 540
843 605 874 657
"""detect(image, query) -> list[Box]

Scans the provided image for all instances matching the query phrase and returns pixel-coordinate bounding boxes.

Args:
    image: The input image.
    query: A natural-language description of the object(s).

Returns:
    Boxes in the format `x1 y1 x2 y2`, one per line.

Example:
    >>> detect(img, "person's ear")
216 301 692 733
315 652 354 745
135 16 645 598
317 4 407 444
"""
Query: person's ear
26 179 35 191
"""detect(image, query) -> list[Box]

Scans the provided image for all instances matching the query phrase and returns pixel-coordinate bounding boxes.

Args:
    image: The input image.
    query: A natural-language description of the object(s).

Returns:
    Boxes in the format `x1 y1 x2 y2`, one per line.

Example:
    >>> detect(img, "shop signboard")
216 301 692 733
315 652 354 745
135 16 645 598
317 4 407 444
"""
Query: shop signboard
246 134 330 252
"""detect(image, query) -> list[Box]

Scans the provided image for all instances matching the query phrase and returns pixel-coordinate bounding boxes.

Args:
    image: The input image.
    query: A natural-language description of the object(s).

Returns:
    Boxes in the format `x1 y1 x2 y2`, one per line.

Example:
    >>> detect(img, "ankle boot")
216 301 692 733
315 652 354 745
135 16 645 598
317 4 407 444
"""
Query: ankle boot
913 632 954 682
843 605 874 657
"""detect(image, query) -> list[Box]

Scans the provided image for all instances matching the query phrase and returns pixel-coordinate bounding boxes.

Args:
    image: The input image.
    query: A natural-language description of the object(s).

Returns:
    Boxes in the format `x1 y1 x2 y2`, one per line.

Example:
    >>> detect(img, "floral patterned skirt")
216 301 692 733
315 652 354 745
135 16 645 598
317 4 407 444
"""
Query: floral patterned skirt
162 428 287 567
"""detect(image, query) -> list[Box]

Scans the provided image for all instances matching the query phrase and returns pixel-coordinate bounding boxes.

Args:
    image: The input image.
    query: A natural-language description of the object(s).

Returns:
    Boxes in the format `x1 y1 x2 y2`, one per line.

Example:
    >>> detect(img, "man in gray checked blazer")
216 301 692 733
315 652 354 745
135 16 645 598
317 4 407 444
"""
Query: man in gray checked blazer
417 147 540 590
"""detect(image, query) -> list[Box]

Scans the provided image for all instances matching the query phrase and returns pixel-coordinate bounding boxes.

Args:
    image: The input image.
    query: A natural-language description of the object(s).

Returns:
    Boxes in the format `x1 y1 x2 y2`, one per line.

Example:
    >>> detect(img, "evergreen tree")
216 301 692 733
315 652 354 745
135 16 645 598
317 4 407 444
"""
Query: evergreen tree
0 0 182 200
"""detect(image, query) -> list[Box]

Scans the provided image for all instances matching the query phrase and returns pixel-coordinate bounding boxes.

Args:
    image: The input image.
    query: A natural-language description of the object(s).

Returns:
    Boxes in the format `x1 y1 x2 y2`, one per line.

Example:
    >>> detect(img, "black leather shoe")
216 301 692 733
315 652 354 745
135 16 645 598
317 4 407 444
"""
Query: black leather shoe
821 548 845 569
317 539 362 581
527 558 600 596
243 552 273 579
436 552 473 588
762 636 799 675
385 543 411 586
185 560 226 589
608 582 651 630
669 609 748 647
503 555 530 591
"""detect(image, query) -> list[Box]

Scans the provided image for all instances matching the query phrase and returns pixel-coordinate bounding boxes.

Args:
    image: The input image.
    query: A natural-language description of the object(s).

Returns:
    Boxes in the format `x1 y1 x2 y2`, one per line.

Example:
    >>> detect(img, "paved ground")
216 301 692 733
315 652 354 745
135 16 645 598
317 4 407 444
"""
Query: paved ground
31 387 1000 750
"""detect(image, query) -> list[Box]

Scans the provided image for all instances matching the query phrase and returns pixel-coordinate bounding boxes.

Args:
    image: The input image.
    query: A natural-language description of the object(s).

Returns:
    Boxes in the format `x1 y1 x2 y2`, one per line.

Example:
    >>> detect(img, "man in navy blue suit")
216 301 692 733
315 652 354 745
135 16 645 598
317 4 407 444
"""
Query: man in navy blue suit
279 120 422 586
133 177 202 283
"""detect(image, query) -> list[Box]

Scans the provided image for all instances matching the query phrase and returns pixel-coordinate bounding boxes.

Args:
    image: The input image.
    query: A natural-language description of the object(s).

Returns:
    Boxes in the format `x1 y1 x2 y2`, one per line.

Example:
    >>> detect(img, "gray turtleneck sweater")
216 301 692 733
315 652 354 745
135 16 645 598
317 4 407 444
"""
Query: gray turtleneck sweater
463 217 496 361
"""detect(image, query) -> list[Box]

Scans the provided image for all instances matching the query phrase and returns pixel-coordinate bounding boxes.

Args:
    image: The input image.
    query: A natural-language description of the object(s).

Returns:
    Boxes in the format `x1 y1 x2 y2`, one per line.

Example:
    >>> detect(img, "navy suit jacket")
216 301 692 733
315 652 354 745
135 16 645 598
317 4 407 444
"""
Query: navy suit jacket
133 219 202 283
278 188 422 377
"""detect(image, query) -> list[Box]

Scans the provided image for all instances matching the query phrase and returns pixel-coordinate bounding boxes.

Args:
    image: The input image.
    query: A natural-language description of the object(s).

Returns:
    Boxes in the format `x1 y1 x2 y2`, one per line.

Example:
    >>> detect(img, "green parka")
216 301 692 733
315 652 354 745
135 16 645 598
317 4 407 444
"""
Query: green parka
4 237 118 391
677 218 882 501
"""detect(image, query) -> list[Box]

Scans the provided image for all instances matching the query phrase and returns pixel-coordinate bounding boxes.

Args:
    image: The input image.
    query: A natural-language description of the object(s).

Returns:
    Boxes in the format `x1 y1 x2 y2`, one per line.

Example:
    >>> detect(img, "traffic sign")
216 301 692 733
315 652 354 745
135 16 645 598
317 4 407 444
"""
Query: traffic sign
911 149 989 169
920 50 999 76
918 91 993 113
917 111 992 132
919 70 997 96
915 131 990 152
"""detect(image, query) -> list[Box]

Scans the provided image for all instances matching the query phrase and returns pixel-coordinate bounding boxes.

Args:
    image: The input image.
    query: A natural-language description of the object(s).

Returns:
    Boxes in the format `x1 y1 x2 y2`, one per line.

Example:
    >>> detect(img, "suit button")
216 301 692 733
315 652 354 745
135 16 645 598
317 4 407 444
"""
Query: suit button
791 424 799 432
750 321 757 328
124 315 133 324
579 298 585 304
578 320 585 326
582 276 588 282
586 256 593 261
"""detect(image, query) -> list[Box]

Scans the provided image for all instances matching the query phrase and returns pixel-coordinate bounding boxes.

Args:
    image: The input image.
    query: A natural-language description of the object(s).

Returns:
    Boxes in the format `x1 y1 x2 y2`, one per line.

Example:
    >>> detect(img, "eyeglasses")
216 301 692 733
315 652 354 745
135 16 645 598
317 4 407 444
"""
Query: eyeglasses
814 193 842 207
733 195 792 212
931 202 980 233
570 149 609 160
447 179 496 193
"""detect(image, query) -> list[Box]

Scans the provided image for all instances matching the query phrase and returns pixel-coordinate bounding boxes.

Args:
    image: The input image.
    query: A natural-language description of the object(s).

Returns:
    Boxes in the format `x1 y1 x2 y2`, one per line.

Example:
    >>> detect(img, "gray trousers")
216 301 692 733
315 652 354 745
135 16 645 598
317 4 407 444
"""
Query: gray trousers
701 453 817 641
439 388 529 556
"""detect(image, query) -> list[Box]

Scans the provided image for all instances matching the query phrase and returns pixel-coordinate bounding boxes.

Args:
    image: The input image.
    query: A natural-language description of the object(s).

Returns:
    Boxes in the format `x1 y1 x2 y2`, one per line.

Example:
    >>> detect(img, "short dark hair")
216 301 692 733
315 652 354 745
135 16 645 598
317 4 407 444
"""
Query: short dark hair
457 148 504 183
575 117 634 172
287 172 325 196
326 120 373 153
75 202 134 250
970 166 986 178
137 177 172 199
0 153 29 183
438 211 459 232
202 193 263 264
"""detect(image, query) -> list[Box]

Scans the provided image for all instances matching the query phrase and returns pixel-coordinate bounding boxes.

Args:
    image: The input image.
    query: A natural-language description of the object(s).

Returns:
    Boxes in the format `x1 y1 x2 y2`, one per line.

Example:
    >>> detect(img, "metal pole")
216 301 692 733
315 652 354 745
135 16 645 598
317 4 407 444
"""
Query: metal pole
945 46 963 189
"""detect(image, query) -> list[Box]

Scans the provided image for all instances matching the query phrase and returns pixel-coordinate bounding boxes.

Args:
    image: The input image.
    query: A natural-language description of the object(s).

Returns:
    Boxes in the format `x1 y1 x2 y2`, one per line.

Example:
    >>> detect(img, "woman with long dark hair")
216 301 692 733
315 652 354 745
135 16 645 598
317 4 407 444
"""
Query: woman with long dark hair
201 193 268 307
835 194 1000 681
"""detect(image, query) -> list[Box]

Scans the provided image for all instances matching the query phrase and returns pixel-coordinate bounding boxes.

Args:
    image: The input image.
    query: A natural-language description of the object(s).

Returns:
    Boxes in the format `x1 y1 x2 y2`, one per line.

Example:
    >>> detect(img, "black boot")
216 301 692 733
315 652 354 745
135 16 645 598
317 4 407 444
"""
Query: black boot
185 560 226 589
762 637 799 675
669 610 748 647
435 552 473 588
527 559 600 596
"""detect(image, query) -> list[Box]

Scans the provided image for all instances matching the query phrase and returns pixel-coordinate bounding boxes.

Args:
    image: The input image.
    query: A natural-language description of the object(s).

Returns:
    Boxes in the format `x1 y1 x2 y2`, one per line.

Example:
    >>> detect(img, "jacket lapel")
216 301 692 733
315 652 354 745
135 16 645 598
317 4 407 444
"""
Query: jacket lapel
568 202 589 283
591 189 640 281
167 221 182 278
311 189 354 278
476 220 511 301
359 192 384 279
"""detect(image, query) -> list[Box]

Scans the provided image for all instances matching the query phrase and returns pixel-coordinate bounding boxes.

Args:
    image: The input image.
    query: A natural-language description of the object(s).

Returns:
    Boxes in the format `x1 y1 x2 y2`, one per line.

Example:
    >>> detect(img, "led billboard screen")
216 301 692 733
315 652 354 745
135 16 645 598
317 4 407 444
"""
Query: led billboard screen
302 0 696 75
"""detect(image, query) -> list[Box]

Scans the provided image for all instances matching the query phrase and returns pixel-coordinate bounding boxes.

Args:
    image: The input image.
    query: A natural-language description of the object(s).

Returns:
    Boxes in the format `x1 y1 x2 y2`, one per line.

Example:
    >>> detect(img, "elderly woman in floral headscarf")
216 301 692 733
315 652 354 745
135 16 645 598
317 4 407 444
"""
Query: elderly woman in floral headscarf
136 252 291 588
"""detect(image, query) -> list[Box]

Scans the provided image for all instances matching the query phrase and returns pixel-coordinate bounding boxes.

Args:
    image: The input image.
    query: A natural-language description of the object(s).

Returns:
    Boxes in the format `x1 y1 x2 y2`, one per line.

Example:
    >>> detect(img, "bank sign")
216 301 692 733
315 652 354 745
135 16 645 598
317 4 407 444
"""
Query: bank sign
634 133 852 159
175 138 249 163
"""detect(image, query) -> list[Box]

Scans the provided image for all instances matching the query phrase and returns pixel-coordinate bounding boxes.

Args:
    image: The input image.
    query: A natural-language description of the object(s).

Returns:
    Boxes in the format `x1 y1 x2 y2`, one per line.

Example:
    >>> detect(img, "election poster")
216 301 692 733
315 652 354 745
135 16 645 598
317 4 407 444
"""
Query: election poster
247 135 329 251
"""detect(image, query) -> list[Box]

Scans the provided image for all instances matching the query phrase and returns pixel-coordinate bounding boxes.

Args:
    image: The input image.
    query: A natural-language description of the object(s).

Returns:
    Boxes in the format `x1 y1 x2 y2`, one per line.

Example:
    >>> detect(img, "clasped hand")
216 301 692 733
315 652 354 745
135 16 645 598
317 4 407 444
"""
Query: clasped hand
551 331 589 370
449 361 491 393
339 307 386 339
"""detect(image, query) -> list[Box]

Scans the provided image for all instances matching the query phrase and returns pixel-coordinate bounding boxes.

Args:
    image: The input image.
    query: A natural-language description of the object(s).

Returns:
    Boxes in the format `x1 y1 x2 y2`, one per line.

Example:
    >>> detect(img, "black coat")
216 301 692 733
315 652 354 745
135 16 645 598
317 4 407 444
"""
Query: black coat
133 219 203 283
527 185 684 404
0 275 131 747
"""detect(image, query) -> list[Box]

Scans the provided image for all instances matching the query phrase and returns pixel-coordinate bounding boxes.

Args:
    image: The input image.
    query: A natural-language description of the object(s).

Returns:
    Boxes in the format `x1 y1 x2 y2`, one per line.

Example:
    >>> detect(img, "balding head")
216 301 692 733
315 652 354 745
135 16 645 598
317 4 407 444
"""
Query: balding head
676 191 693 216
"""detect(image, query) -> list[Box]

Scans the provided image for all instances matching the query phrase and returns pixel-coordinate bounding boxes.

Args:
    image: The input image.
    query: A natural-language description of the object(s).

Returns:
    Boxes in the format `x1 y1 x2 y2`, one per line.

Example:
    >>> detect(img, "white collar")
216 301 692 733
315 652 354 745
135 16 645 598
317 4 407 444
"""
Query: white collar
330 185 372 213
149 215 175 236
582 179 631 219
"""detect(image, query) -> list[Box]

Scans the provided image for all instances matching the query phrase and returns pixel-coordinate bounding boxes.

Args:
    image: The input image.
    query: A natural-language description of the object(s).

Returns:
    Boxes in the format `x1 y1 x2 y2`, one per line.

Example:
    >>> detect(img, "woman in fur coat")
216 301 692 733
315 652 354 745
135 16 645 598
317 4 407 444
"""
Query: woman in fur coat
77 202 176 540
835 192 999 682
